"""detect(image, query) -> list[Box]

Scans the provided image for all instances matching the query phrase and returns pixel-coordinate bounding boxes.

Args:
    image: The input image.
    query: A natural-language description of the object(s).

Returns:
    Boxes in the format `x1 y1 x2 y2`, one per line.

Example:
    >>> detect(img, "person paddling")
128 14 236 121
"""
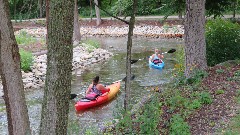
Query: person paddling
149 49 164 64
85 76 110 100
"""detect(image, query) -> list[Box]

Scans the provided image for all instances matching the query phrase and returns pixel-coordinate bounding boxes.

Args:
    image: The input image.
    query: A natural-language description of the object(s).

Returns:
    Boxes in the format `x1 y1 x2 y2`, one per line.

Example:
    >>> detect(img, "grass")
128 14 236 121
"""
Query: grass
216 89 225 95
15 30 37 45
81 39 100 52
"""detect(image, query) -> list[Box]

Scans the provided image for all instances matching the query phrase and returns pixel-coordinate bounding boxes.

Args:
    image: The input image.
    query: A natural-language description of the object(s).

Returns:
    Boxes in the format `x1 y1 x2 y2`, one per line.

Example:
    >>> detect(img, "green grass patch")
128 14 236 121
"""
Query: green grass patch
81 39 100 52
15 30 36 45
216 89 225 95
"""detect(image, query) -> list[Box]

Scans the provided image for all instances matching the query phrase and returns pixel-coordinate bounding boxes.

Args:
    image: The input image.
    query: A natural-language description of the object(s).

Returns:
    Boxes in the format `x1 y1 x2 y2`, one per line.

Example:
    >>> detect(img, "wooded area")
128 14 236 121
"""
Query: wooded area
0 0 239 134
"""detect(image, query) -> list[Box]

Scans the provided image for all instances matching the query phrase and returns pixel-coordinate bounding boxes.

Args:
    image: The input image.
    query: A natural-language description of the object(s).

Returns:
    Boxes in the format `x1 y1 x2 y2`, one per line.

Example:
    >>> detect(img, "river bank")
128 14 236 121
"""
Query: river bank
0 44 113 97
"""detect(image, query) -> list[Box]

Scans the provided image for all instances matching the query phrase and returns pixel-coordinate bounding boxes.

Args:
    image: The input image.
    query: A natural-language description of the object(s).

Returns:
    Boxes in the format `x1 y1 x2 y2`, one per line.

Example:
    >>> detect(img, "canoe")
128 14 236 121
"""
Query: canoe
149 56 165 69
75 81 121 111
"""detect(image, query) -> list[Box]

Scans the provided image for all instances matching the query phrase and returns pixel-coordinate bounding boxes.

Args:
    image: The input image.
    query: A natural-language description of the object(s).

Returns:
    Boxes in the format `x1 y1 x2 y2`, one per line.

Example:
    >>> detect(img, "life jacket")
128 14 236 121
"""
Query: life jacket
91 84 102 95
152 54 162 64
85 84 102 100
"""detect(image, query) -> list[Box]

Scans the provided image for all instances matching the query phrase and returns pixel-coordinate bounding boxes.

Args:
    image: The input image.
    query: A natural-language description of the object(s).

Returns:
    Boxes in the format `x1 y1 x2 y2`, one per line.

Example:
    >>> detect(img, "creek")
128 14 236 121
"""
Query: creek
0 37 183 134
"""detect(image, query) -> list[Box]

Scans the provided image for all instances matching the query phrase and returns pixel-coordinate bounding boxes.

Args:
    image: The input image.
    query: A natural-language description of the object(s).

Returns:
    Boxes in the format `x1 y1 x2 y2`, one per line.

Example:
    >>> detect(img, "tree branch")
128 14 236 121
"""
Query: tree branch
91 0 129 24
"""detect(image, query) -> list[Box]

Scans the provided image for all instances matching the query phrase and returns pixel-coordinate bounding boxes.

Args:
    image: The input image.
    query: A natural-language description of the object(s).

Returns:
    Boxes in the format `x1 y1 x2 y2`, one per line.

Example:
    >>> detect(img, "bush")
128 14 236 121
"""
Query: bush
19 49 33 72
199 92 213 104
169 114 191 135
15 30 36 45
206 19 240 66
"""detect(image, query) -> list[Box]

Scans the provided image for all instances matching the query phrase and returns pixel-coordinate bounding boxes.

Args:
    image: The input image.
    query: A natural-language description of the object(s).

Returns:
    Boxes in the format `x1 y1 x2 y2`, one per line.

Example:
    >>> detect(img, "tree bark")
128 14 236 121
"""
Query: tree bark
39 0 74 134
94 0 101 26
184 0 207 78
0 0 31 135
73 0 81 43
124 0 137 111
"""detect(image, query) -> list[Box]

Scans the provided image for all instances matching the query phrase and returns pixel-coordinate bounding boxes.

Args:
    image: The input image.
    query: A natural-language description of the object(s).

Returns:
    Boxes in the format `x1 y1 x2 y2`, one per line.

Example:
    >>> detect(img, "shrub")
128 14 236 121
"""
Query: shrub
206 19 240 66
169 114 191 135
168 94 186 110
189 99 202 109
199 92 213 104
19 49 33 72
138 96 162 134
15 30 36 45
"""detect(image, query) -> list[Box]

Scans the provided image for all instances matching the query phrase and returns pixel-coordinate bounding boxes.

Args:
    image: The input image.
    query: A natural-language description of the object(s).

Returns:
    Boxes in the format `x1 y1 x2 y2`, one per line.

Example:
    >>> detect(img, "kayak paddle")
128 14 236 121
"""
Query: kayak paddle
161 48 176 55
131 48 176 64
70 74 135 100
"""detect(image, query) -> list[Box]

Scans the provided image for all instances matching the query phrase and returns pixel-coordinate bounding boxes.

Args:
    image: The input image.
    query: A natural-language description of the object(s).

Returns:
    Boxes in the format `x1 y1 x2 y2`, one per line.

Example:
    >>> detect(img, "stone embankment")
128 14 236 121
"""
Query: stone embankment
0 44 113 97
23 45 112 89
15 25 184 38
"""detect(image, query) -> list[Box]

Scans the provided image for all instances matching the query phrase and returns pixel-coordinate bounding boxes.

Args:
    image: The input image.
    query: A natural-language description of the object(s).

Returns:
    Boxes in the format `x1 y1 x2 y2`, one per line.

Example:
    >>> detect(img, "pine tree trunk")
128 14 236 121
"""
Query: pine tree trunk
94 0 101 26
124 0 137 111
184 0 207 78
39 0 74 134
73 0 81 43
0 0 31 134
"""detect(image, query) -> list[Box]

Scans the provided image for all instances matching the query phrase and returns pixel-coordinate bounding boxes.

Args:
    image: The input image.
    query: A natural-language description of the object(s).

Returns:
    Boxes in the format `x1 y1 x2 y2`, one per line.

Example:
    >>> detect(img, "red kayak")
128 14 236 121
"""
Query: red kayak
75 81 121 111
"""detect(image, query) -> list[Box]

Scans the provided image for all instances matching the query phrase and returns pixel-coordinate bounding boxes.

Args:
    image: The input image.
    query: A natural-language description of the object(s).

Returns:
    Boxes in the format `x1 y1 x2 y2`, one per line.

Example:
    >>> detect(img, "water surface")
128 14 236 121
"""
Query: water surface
0 37 183 134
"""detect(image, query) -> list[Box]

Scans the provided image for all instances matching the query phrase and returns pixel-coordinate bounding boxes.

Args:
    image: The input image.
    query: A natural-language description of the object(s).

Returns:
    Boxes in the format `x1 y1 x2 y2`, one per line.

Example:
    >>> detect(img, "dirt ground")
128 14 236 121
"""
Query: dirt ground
187 62 240 134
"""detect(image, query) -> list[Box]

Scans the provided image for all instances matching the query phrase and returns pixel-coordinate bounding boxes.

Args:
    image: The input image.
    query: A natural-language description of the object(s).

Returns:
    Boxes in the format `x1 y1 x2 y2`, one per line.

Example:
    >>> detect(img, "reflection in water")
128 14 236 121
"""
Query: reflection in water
0 37 183 134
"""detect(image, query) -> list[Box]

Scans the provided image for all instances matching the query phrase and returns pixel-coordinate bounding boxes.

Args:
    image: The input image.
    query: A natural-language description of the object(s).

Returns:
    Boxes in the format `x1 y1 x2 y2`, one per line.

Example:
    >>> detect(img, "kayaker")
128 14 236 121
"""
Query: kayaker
85 76 110 99
150 48 164 64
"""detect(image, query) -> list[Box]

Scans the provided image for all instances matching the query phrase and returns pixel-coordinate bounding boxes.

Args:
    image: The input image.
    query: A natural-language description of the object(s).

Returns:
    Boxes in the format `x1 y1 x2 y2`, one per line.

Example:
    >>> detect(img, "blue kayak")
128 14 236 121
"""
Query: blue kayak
149 56 165 69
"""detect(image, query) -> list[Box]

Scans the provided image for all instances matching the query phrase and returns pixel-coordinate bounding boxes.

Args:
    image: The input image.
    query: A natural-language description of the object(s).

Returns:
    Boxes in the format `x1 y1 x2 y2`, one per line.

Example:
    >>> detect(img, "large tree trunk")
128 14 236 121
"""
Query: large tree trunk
124 0 137 111
0 0 31 135
39 0 74 134
184 0 207 78
73 0 81 43
94 0 101 26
